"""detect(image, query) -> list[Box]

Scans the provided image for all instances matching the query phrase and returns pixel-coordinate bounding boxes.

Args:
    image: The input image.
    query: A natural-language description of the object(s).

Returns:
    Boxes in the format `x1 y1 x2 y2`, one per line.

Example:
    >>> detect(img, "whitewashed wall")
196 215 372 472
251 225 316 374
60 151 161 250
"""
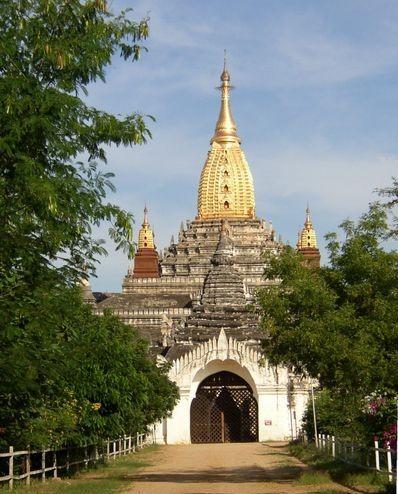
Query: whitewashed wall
161 330 310 444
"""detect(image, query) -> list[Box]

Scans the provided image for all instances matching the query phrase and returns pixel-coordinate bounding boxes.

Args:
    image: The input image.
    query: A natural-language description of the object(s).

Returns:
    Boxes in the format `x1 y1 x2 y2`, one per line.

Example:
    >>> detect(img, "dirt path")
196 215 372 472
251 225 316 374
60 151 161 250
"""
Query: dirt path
122 442 353 494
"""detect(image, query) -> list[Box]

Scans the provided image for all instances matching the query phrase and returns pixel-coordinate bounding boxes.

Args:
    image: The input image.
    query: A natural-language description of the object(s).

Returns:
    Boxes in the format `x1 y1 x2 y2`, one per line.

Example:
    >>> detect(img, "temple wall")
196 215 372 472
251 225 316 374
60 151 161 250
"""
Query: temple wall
163 330 310 444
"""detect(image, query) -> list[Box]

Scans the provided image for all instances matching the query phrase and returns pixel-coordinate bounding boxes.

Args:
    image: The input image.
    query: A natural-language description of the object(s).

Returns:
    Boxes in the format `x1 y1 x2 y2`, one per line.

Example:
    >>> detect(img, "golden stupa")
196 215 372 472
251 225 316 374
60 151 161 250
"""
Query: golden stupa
197 61 255 219
297 206 318 249
138 206 155 249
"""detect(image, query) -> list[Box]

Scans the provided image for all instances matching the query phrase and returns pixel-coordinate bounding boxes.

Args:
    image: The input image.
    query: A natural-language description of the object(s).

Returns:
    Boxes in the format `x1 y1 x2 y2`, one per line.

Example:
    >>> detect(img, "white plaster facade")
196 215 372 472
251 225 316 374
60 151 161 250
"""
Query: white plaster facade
161 329 310 444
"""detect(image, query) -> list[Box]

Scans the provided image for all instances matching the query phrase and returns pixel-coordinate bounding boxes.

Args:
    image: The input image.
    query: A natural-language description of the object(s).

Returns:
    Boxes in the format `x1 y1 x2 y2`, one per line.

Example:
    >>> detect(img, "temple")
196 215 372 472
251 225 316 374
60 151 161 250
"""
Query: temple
92 63 320 444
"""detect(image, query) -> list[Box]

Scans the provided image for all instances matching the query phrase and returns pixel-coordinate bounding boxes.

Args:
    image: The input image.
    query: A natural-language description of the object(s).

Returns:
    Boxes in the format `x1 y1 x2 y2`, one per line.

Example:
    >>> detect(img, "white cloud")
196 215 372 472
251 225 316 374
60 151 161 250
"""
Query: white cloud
252 144 397 214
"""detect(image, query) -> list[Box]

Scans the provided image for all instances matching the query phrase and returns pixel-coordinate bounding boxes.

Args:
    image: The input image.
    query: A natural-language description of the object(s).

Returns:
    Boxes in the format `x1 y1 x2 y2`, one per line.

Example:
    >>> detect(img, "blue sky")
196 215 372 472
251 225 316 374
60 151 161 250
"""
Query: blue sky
88 0 398 291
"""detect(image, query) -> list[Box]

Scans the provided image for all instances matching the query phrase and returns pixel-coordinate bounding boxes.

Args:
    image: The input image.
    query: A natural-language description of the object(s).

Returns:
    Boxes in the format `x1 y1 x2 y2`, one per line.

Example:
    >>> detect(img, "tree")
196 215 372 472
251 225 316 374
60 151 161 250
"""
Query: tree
0 285 178 449
257 202 398 440
0 0 151 286
379 176 398 237
0 1 179 448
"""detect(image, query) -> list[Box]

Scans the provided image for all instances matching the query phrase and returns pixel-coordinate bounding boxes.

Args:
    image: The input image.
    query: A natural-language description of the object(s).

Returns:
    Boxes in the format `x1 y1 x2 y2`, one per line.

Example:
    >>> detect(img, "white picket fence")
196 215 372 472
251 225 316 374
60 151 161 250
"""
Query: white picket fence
0 431 155 490
317 433 396 482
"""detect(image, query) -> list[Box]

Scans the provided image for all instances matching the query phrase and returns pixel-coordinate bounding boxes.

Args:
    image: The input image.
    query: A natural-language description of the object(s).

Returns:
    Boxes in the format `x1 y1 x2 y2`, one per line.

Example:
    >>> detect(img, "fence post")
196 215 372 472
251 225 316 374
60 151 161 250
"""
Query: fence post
26 446 31 486
123 435 126 455
374 439 380 471
53 450 58 478
128 436 132 453
386 443 393 483
66 447 70 474
84 444 88 468
119 437 122 457
332 436 336 458
41 448 46 482
106 438 110 460
94 444 99 462
8 446 13 490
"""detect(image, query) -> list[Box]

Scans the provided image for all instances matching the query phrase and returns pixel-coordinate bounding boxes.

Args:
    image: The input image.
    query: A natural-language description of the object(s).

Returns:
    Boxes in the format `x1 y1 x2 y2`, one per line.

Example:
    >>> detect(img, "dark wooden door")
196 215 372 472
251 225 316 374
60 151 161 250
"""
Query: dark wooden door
190 371 258 443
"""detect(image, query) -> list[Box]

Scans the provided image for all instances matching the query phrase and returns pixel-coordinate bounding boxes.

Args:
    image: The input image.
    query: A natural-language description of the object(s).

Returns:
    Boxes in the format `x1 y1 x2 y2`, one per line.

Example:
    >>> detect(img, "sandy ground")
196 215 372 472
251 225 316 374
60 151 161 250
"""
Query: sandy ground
122 442 353 494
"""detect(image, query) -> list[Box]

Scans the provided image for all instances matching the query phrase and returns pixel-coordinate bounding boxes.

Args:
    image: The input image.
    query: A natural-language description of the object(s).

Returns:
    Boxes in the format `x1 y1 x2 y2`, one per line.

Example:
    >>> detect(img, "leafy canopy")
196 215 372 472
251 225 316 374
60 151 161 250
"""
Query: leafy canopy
0 0 152 284
0 1 179 449
258 202 398 395
0 284 178 449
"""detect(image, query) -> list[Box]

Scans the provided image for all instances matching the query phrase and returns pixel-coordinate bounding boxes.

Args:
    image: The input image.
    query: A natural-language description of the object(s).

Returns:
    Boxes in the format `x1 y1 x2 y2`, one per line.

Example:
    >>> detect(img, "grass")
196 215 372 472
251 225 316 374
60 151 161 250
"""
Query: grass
3 445 158 494
290 442 394 494
293 470 331 485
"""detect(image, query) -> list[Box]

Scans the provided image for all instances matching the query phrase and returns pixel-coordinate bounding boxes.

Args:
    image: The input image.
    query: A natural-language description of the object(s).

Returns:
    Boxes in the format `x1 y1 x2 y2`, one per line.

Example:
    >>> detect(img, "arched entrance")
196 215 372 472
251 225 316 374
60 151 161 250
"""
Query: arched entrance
190 371 258 443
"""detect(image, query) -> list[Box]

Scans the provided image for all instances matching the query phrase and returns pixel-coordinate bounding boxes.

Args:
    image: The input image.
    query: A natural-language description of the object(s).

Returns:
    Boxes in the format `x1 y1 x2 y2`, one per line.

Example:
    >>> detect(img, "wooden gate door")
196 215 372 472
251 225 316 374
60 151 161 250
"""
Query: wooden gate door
190 371 258 443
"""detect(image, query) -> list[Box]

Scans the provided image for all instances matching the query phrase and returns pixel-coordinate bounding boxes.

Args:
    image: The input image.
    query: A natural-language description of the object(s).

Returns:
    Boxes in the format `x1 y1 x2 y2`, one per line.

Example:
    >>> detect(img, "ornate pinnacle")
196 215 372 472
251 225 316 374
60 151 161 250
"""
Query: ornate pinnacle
305 204 313 228
211 56 240 145
143 204 149 226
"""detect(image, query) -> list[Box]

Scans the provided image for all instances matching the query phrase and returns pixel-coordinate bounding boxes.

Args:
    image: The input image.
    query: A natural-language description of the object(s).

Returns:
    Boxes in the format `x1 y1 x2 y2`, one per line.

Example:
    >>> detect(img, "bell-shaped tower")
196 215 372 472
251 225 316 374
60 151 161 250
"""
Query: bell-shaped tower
132 207 160 278
297 206 321 268
197 61 255 220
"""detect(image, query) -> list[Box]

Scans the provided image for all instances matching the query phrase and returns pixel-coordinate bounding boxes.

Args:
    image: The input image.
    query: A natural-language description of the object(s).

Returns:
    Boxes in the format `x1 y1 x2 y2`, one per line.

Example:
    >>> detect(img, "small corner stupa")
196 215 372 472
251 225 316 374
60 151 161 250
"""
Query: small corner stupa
132 206 160 278
297 206 321 268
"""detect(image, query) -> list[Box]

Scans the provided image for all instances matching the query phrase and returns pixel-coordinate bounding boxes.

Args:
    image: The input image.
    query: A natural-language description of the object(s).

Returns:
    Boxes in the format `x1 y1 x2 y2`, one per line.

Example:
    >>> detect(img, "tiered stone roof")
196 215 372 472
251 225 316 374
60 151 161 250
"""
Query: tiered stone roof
178 221 261 343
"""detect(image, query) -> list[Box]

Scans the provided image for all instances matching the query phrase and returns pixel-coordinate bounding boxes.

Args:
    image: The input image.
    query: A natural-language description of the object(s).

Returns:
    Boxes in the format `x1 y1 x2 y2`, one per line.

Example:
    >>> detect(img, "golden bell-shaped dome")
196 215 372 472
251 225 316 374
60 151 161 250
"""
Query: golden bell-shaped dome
297 207 318 249
197 63 255 220
138 206 155 249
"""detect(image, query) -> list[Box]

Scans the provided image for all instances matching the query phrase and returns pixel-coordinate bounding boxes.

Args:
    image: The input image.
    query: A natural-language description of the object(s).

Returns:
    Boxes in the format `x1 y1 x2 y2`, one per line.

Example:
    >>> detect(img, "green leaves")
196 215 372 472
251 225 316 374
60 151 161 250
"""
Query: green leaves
0 0 153 284
0 1 178 451
258 202 398 395
258 199 398 441
0 285 178 449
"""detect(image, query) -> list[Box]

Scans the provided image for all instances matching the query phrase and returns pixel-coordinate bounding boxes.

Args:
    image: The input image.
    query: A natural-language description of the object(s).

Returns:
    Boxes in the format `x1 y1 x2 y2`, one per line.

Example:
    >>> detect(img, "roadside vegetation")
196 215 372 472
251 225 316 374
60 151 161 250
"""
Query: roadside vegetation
290 442 394 494
0 0 178 452
2 445 157 494
258 182 398 446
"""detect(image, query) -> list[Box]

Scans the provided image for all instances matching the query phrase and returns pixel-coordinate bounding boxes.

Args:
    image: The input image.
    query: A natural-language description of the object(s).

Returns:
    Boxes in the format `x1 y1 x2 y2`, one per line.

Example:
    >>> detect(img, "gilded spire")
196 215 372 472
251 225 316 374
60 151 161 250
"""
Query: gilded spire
211 53 240 145
305 205 312 228
297 205 318 250
197 59 255 220
143 205 149 226
138 206 155 249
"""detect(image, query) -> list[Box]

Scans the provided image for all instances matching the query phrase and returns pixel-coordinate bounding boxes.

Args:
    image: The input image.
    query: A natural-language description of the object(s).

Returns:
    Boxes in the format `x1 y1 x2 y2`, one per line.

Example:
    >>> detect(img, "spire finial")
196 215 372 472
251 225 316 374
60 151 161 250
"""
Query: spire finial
143 204 149 226
138 205 154 249
211 53 240 145
305 203 312 227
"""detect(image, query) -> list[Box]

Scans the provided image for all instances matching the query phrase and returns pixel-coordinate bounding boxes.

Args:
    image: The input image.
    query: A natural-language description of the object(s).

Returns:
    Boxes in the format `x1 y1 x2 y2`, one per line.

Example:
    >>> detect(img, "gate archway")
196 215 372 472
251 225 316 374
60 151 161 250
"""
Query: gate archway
190 371 258 443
